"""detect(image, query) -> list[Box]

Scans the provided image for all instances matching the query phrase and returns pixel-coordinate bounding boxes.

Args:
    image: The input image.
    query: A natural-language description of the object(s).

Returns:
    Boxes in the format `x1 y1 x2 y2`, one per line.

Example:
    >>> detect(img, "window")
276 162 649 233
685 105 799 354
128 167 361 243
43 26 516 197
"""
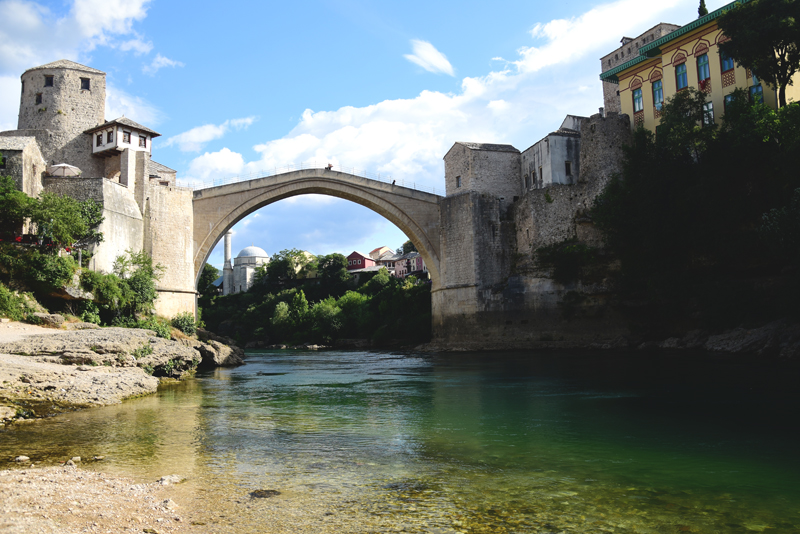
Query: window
633 88 643 112
676 64 688 90
723 95 733 111
96 133 103 147
139 135 147 148
80 78 90 90
702 102 714 126
653 80 664 109
456 176 461 188
565 161 572 175
35 93 42 105
721 51 735 72
525 173 531 188
107 131 113 144
697 54 710 81
357 259 361 265
750 84 763 104
123 131 131 143
44 75 53 87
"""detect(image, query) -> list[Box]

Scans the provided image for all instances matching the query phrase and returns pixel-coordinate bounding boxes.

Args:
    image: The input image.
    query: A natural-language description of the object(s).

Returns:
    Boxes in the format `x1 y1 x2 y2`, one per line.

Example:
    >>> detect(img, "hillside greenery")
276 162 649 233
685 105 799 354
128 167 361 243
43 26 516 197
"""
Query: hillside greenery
201 258 431 346
590 87 800 330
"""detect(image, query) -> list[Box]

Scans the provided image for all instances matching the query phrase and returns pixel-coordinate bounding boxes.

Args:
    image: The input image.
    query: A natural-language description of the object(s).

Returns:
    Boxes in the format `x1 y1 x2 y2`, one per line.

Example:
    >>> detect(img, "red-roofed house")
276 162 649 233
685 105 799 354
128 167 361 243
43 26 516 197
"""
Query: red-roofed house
346 251 375 271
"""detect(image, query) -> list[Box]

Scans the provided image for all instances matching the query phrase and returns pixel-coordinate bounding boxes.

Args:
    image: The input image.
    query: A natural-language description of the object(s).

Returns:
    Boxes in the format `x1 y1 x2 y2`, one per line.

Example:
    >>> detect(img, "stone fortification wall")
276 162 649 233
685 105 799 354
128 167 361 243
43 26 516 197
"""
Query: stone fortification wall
514 112 630 256
521 133 580 190
43 177 144 273
1 139 45 198
444 143 521 200
432 112 632 349
16 63 106 176
145 184 196 317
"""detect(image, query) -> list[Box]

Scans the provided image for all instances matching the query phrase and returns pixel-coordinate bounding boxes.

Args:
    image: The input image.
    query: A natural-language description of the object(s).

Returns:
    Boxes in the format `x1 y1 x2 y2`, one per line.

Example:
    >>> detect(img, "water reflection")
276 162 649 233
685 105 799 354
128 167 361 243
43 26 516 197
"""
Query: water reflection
1 350 799 533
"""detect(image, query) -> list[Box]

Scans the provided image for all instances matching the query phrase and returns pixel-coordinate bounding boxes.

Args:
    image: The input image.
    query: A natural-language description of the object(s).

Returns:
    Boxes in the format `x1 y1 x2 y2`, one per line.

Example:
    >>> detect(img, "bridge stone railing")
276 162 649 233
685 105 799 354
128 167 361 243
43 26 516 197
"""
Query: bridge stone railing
182 162 441 195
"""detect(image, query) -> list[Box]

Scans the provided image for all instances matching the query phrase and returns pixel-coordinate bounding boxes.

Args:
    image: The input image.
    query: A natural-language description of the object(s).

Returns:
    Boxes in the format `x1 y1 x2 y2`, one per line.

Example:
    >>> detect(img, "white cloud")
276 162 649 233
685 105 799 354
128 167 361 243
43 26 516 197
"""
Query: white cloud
105 83 161 125
143 53 184 76
514 0 686 73
404 40 455 76
0 76 20 131
163 117 257 152
0 0 151 76
185 148 246 185
119 37 153 55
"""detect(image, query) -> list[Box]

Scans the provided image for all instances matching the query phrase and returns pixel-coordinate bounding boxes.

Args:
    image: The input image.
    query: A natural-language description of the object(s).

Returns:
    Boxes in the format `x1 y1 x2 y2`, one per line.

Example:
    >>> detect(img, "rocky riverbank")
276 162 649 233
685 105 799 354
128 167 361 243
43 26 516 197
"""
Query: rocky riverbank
0 321 244 422
0 464 189 533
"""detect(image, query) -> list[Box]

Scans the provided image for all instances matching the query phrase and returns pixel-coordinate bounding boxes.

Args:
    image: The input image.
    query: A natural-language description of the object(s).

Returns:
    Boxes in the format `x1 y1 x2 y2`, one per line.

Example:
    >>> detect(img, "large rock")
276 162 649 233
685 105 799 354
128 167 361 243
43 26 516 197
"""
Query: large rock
30 313 64 328
195 340 244 368
0 327 201 378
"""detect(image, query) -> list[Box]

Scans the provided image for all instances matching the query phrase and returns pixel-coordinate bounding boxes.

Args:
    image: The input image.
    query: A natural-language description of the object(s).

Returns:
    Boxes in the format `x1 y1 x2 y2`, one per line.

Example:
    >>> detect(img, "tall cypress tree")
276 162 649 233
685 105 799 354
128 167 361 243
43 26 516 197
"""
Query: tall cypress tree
699 0 709 17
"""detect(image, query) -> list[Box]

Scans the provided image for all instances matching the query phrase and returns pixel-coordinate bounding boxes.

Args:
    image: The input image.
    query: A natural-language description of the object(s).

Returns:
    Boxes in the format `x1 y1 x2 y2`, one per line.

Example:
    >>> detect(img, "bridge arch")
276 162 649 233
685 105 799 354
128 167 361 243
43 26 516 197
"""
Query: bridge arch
192 169 442 289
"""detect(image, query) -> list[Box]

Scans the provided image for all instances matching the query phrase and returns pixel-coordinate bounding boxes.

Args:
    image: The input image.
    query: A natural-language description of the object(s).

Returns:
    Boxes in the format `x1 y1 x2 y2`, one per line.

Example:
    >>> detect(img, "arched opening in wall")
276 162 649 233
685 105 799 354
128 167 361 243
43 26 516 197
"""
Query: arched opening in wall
195 193 434 347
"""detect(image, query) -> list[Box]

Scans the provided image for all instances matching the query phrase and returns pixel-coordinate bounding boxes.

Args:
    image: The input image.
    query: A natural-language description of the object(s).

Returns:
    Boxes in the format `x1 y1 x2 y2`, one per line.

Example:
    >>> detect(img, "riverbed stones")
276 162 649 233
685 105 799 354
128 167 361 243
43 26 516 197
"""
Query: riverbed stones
0 406 16 420
14 456 29 463
250 489 281 498
194 339 244 368
157 475 185 485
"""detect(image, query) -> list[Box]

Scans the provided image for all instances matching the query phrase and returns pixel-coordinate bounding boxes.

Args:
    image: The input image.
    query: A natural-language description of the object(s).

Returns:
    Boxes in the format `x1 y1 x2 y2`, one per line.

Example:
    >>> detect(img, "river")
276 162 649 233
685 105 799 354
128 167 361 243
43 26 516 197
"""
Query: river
2 349 799 533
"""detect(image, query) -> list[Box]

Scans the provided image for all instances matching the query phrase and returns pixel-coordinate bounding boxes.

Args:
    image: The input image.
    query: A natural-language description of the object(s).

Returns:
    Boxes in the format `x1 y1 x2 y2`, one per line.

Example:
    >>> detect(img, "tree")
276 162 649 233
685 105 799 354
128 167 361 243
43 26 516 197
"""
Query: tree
698 0 708 17
197 263 220 297
396 239 417 255
0 175 33 235
718 0 800 107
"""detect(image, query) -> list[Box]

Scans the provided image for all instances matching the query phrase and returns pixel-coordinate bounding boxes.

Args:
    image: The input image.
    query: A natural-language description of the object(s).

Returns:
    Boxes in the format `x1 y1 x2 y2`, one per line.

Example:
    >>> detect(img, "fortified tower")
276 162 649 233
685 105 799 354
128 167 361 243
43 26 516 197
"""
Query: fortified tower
16 60 107 177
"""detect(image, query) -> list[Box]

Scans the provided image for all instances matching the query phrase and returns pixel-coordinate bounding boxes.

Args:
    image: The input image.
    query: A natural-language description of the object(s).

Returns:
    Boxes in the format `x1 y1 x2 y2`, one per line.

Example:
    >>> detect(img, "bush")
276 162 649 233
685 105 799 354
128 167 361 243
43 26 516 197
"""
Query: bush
0 283 34 321
536 239 598 284
171 311 197 336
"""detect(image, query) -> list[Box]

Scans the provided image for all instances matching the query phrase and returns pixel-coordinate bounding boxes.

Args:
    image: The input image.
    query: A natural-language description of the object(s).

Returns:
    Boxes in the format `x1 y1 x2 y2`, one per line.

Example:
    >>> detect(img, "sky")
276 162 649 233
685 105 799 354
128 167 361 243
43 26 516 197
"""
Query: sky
0 0 730 269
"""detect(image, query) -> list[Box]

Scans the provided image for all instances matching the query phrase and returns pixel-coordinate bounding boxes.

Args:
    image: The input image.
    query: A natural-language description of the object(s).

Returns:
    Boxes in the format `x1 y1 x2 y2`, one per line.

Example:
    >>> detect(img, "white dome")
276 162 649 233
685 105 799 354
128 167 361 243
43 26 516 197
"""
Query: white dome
236 246 269 259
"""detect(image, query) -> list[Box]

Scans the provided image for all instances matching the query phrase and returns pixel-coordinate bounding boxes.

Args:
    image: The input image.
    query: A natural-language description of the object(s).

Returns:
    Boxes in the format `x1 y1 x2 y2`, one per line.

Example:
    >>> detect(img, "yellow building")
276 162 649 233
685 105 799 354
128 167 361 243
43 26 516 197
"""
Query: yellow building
600 0 800 132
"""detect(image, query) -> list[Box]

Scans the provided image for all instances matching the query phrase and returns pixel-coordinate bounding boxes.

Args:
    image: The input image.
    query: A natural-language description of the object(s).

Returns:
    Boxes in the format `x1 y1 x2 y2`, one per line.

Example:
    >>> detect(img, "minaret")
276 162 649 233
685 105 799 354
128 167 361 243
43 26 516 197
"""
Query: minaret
222 231 233 296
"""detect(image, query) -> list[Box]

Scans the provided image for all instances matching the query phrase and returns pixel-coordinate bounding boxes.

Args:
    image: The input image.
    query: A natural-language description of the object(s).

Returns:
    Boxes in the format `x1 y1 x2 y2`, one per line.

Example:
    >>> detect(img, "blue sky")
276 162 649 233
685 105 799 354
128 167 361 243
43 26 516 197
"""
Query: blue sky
0 0 729 269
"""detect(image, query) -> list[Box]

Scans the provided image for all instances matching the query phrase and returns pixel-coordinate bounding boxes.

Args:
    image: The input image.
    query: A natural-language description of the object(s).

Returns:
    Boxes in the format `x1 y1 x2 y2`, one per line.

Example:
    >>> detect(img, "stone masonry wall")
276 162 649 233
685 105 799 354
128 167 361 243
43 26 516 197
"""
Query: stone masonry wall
43 177 144 273
432 112 632 349
145 184 196 317
17 64 106 176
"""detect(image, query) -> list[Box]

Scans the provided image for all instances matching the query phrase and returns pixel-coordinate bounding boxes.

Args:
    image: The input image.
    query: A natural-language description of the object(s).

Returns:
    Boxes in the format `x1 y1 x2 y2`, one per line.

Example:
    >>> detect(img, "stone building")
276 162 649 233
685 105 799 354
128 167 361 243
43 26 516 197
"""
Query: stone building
600 23 680 114
600 1 800 132
520 115 586 191
0 59 196 318
220 232 270 295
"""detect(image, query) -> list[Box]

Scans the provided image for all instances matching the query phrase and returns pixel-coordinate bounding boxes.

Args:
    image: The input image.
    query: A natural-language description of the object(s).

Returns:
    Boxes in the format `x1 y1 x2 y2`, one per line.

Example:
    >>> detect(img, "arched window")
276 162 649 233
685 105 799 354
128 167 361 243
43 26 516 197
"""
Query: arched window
697 54 710 81
633 88 643 113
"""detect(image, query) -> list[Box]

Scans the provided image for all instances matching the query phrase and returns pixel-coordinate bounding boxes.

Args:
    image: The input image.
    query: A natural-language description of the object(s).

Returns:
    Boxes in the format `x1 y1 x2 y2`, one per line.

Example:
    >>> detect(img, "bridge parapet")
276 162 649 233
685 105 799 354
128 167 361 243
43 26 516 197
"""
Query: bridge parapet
187 162 442 196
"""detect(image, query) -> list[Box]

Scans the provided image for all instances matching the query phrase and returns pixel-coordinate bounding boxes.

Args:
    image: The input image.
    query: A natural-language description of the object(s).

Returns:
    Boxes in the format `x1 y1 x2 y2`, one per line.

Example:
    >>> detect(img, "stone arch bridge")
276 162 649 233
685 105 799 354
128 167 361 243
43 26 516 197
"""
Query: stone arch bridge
192 168 444 288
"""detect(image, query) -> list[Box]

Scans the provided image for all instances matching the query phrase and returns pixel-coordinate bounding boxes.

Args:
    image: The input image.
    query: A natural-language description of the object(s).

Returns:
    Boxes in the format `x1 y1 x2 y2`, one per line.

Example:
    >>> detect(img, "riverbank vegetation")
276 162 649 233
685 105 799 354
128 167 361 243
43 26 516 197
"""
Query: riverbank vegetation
201 254 431 346
0 174 177 335
589 88 800 330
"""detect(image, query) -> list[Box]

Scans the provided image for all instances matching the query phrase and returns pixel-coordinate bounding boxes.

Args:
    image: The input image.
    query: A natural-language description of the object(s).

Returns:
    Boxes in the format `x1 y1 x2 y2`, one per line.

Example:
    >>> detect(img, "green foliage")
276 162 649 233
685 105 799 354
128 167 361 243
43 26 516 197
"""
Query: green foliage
131 342 154 359
544 191 554 203
197 263 219 301
718 0 800 107
112 315 171 339
0 175 34 234
591 89 800 327
536 239 597 284
761 188 800 263
0 283 35 321
171 311 197 336
203 263 431 346
698 0 708 17
396 240 417 255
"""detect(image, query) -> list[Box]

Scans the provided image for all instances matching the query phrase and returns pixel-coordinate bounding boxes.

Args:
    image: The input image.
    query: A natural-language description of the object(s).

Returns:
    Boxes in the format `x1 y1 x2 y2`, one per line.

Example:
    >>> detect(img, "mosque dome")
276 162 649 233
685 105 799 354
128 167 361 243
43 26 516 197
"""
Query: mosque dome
236 246 269 259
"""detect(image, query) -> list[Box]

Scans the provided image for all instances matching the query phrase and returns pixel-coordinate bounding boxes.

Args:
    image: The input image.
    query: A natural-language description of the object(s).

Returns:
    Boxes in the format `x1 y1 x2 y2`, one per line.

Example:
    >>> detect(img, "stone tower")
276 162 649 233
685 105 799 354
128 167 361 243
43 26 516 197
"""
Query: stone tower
17 60 107 177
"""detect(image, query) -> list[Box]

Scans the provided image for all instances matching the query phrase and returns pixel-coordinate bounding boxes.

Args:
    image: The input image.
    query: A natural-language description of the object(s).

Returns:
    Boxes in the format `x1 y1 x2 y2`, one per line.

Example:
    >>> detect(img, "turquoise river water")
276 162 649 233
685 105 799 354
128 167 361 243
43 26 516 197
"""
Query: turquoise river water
2 349 800 533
